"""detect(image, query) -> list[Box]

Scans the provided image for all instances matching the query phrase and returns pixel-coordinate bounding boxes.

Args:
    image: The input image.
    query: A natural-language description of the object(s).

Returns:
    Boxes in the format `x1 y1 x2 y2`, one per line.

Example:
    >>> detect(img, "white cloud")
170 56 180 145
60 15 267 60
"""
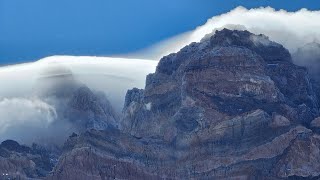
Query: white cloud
137 7 320 60
0 56 157 110
0 97 57 143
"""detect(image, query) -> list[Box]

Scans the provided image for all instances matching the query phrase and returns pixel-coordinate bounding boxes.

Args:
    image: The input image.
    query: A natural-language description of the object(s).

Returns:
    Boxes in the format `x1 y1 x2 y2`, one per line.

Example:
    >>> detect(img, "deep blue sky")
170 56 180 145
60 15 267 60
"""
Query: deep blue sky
0 0 320 64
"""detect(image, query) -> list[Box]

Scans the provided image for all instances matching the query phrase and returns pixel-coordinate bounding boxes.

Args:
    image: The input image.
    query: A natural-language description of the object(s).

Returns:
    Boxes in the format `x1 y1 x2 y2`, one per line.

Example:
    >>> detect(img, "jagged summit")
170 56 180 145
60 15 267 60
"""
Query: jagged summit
207 29 292 63
156 29 292 77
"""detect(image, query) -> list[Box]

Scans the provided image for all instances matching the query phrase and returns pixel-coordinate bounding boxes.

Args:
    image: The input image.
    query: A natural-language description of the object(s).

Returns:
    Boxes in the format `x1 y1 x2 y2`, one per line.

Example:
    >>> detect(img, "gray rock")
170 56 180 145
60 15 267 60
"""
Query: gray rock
269 113 291 128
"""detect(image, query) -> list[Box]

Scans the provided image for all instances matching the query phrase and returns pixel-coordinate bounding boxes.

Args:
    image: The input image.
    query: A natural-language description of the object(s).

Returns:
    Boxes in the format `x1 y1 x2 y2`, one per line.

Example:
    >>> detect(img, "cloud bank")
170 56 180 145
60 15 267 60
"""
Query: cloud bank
0 97 57 143
137 6 320 60
0 56 157 144
0 98 56 131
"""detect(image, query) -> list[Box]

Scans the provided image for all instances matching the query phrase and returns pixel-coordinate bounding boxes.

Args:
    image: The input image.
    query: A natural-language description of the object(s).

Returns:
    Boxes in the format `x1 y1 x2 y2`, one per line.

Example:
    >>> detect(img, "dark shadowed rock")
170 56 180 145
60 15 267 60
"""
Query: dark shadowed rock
0 140 57 179
1 140 31 153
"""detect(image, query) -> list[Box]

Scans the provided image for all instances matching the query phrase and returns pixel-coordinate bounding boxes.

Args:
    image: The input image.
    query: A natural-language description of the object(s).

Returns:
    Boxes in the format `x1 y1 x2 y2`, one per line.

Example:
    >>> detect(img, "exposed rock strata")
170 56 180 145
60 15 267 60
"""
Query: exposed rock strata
122 29 318 142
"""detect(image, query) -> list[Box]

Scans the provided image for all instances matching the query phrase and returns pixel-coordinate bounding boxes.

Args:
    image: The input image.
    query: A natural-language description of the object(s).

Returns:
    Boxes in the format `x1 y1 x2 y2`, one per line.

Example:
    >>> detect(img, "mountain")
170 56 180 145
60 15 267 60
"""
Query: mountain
121 29 318 139
1 29 320 179
44 29 320 179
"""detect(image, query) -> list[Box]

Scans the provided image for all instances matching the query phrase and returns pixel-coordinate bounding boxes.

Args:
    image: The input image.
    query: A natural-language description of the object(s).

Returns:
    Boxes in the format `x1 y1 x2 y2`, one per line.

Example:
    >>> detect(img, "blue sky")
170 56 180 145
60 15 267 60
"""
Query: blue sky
0 0 320 64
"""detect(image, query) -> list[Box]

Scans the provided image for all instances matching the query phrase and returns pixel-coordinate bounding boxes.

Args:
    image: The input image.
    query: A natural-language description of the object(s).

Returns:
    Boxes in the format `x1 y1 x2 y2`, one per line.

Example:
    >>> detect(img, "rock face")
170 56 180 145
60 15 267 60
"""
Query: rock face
49 126 320 179
46 29 320 179
122 29 318 140
3 29 320 179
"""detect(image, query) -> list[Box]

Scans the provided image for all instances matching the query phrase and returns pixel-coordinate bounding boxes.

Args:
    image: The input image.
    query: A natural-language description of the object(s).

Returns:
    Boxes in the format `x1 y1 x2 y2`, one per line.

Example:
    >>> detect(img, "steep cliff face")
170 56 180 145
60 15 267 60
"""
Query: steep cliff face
47 29 320 179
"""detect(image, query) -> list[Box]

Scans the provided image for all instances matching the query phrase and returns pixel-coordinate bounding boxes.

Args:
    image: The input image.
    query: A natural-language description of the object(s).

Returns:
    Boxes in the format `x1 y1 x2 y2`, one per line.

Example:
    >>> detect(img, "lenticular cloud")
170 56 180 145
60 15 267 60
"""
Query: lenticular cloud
143 6 320 60
0 56 157 144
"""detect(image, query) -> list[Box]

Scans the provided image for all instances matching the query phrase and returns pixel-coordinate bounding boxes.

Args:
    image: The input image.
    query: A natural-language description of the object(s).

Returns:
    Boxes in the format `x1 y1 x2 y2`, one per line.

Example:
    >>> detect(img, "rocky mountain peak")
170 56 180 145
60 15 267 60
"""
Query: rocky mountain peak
4 29 320 179
208 29 292 62
156 29 292 77
122 29 318 141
